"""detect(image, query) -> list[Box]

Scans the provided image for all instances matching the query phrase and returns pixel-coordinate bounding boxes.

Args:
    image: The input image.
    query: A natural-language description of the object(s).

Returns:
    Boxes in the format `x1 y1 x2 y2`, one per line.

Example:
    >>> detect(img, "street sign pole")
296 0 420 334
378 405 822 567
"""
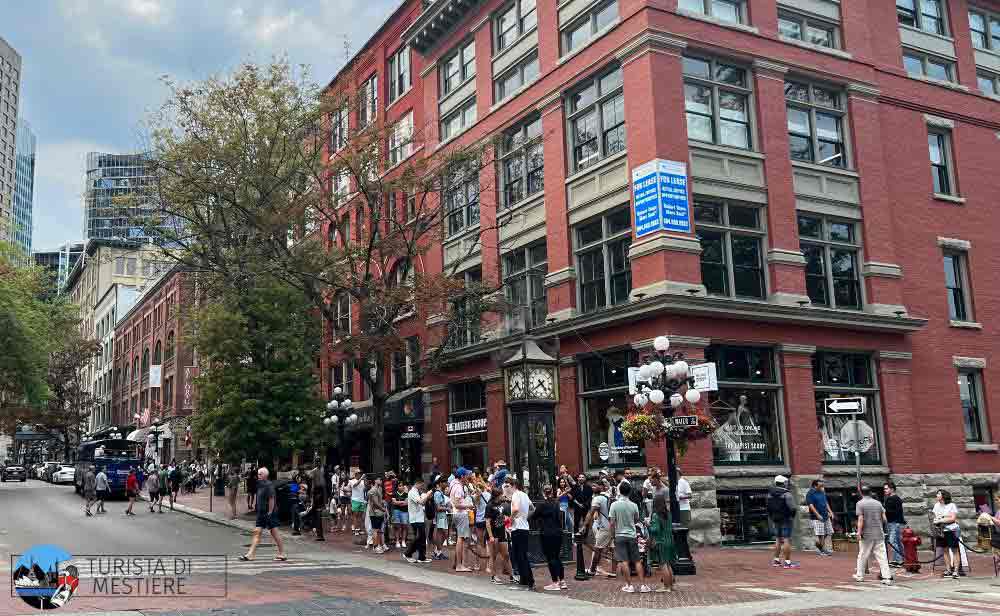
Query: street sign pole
853 413 861 492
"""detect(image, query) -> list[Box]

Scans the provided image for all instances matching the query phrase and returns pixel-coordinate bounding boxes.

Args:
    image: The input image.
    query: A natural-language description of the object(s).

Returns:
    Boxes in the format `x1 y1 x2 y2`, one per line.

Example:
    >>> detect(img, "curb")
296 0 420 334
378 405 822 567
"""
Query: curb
137 495 254 533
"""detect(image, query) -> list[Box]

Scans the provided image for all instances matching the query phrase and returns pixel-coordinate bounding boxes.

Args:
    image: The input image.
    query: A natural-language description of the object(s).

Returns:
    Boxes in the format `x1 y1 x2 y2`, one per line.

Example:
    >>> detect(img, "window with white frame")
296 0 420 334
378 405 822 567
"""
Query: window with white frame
562 0 618 55
683 55 752 150
778 9 840 49
958 369 989 443
813 352 881 464
943 250 973 321
332 171 350 204
798 214 861 310
441 40 476 96
977 70 1000 96
968 8 1000 50
448 267 483 348
503 243 548 331
387 46 411 104
440 97 477 141
679 0 747 24
330 105 349 153
785 80 847 167
576 208 632 313
445 165 480 236
567 65 625 172
897 0 946 35
695 200 765 299
903 50 955 82
389 111 414 166
927 129 956 195
495 0 537 52
334 291 351 336
359 74 378 128
330 360 353 398
494 51 539 102
499 114 543 207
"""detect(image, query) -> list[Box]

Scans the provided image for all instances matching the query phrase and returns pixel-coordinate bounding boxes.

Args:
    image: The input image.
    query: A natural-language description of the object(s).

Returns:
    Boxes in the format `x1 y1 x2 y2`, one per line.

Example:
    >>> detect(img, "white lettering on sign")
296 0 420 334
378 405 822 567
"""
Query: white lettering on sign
447 418 487 434
691 363 718 392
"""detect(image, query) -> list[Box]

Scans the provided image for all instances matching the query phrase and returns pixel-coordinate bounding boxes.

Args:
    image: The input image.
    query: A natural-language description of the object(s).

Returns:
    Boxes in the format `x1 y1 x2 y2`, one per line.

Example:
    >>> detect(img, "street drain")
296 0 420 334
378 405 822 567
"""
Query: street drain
379 600 422 608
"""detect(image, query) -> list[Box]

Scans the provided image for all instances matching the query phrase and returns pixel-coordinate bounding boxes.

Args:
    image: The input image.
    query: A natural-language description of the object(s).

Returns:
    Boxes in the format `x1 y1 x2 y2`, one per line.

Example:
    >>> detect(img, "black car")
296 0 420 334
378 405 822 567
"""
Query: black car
2 465 26 482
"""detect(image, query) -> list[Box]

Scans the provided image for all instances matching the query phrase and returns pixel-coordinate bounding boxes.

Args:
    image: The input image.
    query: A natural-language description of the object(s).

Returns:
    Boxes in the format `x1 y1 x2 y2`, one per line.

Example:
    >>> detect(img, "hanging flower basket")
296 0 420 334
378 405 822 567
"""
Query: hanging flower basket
663 410 718 442
620 408 665 444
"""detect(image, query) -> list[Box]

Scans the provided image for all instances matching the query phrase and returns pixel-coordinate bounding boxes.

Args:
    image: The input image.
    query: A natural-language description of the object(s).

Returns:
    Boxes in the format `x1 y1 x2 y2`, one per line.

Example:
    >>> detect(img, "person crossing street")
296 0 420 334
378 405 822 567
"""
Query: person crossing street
147 466 162 513
94 467 108 514
854 485 892 585
83 466 97 517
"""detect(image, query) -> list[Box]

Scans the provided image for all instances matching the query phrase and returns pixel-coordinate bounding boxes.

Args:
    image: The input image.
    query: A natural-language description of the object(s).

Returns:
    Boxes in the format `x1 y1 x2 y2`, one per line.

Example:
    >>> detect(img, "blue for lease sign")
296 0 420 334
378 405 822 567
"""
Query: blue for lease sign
631 159 690 237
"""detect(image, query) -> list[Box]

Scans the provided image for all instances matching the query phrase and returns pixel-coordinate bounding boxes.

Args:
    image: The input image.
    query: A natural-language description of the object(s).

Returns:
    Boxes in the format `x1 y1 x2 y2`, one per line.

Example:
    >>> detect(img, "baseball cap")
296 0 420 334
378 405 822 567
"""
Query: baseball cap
457 467 469 478
774 474 788 485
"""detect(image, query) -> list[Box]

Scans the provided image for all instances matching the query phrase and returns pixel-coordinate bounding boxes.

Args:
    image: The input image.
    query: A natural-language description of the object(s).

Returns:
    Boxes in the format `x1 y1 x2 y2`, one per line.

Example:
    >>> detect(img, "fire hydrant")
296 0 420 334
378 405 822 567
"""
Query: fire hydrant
902 527 922 573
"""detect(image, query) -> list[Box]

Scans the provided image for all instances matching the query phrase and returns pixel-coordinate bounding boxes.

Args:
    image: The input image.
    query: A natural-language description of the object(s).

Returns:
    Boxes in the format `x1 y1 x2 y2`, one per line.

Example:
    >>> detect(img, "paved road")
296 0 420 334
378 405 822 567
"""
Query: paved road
3 481 999 616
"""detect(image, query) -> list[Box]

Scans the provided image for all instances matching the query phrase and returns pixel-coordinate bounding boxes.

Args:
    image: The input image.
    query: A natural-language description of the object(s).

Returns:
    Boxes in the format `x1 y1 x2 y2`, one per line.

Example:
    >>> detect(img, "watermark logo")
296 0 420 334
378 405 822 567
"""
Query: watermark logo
13 544 77 609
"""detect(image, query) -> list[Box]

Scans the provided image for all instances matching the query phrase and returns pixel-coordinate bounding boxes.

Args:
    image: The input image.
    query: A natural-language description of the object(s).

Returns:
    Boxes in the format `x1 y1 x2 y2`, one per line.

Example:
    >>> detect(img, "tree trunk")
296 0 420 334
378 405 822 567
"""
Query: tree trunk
371 395 385 474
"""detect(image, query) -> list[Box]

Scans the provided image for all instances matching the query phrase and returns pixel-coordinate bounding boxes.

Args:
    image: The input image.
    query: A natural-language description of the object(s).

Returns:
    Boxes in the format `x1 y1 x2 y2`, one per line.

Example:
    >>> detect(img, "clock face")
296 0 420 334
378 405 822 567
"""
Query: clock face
508 370 526 400
529 367 555 399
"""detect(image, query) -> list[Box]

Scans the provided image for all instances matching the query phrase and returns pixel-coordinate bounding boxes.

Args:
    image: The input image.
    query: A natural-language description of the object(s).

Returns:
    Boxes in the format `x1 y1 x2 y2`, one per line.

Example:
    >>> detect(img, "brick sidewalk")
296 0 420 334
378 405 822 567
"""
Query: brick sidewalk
163 490 999 609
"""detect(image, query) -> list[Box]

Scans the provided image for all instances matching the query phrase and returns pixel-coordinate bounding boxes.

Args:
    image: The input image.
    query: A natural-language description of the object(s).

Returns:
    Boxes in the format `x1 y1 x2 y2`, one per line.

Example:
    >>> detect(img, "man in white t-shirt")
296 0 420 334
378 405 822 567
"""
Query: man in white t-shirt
507 476 534 589
581 479 616 578
676 468 692 525
349 471 366 535
404 477 433 563
450 469 473 572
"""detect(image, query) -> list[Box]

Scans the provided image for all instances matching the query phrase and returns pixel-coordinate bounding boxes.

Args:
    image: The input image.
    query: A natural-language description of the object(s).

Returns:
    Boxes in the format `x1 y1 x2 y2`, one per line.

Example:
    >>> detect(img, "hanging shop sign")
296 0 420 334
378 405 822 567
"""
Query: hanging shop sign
632 159 691 237
447 416 487 436
691 362 719 392
400 424 422 440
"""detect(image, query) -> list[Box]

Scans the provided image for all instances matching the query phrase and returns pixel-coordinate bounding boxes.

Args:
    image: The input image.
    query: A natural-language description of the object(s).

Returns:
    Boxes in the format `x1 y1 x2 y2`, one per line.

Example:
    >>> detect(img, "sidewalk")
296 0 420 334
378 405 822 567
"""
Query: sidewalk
162 490 1000 610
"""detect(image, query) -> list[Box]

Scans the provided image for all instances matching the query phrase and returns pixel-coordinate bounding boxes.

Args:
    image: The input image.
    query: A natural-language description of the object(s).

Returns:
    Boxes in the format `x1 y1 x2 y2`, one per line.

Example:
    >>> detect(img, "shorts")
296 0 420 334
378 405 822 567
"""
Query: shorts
490 528 508 543
937 529 960 549
475 521 487 530
97 489 108 500
127 490 137 499
594 527 613 549
812 518 834 536
351 500 365 513
772 520 794 539
435 513 449 530
255 511 279 530
149 490 159 500
454 513 472 539
393 510 409 525
170 481 180 493
614 537 640 563
339 496 350 506
678 509 692 525
370 515 384 529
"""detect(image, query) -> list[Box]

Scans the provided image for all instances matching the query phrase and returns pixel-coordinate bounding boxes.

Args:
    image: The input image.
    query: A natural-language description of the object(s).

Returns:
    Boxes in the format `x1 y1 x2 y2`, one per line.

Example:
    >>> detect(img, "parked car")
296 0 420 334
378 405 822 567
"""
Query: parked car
2 465 26 481
41 462 62 482
50 465 75 485
31 463 47 479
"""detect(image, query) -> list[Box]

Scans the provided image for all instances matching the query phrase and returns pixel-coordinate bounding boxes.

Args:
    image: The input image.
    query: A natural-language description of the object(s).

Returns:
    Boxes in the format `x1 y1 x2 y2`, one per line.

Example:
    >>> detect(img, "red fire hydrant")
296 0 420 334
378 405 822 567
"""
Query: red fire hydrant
902 527 922 573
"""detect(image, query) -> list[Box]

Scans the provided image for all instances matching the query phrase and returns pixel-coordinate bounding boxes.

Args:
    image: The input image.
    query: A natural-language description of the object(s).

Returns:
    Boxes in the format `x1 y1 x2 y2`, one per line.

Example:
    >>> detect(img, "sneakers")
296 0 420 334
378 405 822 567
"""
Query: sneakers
881 579 893 586
853 574 864 582
655 584 673 593
942 569 955 578
621 584 635 593
639 585 653 593
559 581 568 590
782 561 800 569
417 559 433 564
771 559 782 567
543 583 561 591
491 576 505 585
404 555 416 563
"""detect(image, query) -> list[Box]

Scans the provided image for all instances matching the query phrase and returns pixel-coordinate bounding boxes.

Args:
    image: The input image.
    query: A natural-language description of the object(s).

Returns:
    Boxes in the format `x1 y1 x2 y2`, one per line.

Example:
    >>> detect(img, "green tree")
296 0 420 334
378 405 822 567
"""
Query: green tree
191 276 323 466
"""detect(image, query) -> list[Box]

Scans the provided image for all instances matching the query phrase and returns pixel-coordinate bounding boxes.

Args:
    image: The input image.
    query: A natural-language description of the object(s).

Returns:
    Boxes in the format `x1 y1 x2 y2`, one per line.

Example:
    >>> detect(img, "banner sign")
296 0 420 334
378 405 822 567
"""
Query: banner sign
149 365 161 388
447 417 486 436
631 159 691 237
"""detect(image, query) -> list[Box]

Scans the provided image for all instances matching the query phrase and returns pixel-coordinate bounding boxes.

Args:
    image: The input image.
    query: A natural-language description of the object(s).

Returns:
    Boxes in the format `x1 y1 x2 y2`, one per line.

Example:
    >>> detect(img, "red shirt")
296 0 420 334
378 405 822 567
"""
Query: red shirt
126 474 138 492
383 479 395 502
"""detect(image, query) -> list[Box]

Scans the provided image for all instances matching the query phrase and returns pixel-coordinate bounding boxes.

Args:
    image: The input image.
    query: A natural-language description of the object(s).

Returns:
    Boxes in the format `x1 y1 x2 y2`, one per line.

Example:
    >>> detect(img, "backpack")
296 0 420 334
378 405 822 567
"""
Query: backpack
768 489 794 522
425 490 438 519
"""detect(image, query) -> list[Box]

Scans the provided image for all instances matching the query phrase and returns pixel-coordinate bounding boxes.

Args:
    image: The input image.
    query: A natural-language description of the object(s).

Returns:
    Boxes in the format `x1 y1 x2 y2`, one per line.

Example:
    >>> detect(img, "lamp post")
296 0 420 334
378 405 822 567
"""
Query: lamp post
324 386 357 471
633 335 699 575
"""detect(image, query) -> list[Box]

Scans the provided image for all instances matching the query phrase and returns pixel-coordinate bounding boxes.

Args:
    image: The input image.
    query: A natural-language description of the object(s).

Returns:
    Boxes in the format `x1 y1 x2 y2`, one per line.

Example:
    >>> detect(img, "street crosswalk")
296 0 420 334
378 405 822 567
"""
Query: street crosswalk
63 557 356 579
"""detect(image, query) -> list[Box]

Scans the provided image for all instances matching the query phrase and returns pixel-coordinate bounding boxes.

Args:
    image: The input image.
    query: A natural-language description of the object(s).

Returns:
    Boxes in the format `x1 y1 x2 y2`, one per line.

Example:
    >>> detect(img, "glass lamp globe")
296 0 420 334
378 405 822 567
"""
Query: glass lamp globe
670 393 684 408
664 363 677 380
649 360 664 376
323 417 331 426
633 393 645 407
348 414 358 425
333 386 343 395
638 364 651 380
674 360 689 378
685 388 701 404
653 336 670 352
330 415 340 424
343 399 353 409
327 400 339 411
649 389 666 404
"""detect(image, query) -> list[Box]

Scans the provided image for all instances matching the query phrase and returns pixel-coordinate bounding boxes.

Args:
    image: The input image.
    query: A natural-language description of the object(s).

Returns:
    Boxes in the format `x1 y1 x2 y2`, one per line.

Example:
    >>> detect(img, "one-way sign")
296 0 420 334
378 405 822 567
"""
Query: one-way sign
823 397 866 415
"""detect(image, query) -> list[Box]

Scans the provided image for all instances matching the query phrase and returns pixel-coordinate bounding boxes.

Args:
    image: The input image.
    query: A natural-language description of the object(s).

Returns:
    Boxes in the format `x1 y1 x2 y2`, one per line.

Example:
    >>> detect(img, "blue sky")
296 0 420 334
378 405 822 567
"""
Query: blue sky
4 0 396 249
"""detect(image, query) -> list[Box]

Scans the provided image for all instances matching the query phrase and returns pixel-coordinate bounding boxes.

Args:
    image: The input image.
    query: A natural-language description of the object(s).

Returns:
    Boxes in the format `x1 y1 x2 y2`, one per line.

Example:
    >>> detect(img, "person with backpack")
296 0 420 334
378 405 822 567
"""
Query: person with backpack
768 475 800 569
429 475 449 560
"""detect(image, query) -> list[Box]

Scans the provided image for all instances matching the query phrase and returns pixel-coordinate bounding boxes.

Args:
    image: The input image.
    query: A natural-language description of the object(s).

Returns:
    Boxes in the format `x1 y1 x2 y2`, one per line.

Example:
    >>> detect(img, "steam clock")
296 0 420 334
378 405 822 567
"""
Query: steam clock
503 337 559 501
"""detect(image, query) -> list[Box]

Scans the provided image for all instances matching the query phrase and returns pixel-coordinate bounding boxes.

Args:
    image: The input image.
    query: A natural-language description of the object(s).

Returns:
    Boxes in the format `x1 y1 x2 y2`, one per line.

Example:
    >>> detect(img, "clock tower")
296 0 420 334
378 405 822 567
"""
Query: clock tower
502 337 558 501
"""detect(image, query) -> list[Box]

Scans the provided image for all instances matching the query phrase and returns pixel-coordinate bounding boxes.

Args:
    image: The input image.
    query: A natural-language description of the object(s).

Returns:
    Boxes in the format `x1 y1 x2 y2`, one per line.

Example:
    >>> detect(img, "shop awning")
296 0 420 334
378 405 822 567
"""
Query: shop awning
126 427 151 442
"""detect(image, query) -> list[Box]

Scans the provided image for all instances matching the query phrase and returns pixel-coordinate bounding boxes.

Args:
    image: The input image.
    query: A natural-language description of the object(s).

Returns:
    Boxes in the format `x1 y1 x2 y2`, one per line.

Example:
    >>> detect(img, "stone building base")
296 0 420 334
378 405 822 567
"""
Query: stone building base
687 475 722 546
891 472 997 550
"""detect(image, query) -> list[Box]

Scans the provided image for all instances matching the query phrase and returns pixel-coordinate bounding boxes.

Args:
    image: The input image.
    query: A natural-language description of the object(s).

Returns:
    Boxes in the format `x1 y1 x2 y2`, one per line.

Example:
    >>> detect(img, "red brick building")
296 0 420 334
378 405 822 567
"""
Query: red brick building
321 0 1000 547
112 266 198 464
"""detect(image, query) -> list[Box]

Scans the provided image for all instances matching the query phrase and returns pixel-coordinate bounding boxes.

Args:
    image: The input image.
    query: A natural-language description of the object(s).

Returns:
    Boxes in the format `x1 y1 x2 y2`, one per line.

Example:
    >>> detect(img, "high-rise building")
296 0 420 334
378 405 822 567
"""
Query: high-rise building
0 36 21 245
34 241 85 294
12 117 35 256
83 152 158 242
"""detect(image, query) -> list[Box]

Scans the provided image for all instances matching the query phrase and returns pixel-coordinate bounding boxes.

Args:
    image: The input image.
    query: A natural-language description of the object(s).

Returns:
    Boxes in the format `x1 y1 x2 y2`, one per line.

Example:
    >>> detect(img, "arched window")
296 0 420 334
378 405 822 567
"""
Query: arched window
166 331 175 360
131 357 139 382
153 340 162 364
327 222 337 248
141 348 150 375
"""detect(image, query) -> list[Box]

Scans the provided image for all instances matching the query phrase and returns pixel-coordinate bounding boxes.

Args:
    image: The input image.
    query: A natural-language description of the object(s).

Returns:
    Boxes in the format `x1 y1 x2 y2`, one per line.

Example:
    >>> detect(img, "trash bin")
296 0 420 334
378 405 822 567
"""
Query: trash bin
273 479 294 525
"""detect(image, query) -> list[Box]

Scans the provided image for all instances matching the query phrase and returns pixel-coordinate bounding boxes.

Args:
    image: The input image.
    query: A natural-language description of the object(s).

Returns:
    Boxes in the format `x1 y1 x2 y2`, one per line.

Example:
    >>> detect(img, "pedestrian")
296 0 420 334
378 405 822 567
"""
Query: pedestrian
245 464 257 513
168 460 181 510
676 468 692 526
124 468 139 516
157 465 169 512
767 475 799 569
485 487 512 584
507 475 534 591
474 481 492 571
610 481 648 593
382 471 397 549
932 489 961 578
365 475 386 552
806 479 835 556
557 477 573 532
582 478 616 578
338 469 352 532
432 476 449 560
647 470 675 592
403 477 433 563
241 467 287 562
146 466 161 513
531 484 567 591
94 466 109 514
491 460 508 490
392 481 410 549
570 473 592 536
83 466 97 517
349 471 366 535
226 466 240 520
883 482 906 566
450 468 474 572
310 461 327 541
855 485 893 585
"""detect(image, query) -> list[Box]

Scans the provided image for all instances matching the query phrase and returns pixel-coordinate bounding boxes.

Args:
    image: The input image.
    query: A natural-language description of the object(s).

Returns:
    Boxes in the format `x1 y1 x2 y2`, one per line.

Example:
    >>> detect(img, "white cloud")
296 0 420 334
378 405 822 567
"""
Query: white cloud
253 10 301 43
126 0 165 23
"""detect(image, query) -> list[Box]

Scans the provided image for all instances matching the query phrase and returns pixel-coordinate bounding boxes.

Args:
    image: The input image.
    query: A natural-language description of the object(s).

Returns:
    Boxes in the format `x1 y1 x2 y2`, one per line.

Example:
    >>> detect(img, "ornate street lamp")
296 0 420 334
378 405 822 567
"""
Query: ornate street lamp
324 386 357 471
633 335 700 575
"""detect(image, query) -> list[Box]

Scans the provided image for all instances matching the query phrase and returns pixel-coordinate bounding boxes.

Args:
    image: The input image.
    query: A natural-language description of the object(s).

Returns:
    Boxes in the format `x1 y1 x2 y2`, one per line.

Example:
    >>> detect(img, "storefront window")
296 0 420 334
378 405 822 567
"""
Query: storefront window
718 490 774 544
709 389 782 464
448 380 488 472
580 350 644 469
974 485 996 515
813 351 881 465
825 487 880 536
